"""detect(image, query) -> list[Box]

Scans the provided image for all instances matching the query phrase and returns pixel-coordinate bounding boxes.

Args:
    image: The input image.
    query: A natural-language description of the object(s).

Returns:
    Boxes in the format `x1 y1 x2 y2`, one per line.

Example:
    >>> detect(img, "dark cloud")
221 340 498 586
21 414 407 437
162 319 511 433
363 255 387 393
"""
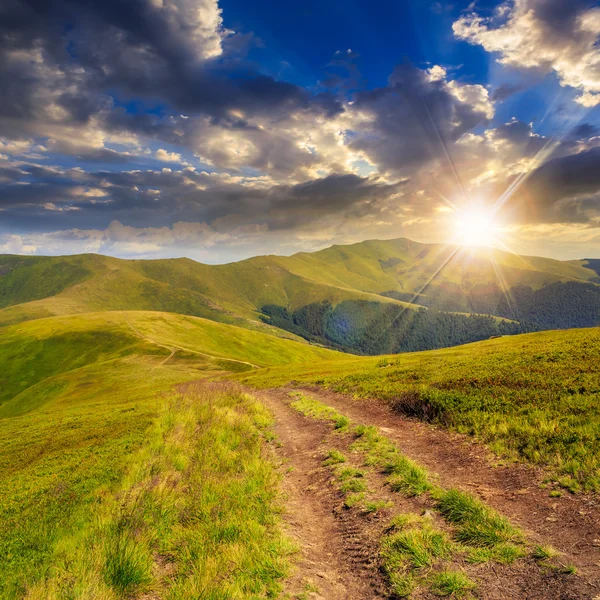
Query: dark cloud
0 0 342 149
525 147 600 202
568 123 598 141
348 63 492 174
0 161 404 233
518 147 600 223
490 82 527 102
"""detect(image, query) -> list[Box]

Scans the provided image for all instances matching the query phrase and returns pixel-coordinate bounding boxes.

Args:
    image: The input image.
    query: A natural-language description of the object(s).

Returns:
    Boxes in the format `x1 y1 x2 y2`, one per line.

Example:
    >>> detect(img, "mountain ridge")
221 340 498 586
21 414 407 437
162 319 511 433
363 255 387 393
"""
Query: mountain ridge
2 237 599 354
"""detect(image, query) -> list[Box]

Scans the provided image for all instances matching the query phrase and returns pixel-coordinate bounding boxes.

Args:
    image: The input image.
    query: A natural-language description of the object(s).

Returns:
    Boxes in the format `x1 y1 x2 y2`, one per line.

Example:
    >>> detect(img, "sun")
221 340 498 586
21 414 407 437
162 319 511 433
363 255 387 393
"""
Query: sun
454 209 498 247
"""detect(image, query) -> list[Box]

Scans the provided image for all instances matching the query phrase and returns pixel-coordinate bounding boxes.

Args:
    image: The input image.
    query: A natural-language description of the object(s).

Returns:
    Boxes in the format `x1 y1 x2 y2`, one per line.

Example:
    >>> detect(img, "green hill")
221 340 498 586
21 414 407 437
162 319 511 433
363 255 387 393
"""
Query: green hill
0 309 345 596
237 326 600 492
0 310 342 413
1 239 599 356
1 239 596 326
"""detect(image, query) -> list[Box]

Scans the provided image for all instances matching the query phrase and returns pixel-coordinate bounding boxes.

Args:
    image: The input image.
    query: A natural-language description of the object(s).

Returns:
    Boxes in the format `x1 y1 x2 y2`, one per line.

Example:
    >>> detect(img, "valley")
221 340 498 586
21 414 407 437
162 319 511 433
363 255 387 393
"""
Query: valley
1 241 599 599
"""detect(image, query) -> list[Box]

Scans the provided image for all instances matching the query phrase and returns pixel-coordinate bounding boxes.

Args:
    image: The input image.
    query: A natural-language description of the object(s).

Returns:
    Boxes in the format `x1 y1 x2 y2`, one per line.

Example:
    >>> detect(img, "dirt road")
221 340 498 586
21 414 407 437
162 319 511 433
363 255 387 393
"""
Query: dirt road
261 387 600 599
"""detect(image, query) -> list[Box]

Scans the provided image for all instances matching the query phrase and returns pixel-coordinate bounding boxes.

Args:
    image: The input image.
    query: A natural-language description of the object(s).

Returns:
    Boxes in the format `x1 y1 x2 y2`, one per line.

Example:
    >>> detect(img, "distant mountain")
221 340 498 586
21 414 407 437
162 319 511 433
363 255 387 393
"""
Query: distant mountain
1 239 599 354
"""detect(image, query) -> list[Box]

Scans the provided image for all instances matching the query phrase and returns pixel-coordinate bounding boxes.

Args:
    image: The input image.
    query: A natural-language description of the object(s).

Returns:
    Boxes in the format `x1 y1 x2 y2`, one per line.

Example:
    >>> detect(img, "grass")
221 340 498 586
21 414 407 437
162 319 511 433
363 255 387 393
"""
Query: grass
434 489 523 548
238 327 600 491
22 383 291 599
383 520 452 568
324 449 347 465
352 424 432 497
0 310 341 415
381 515 477 598
289 392 532 597
429 570 476 597
532 545 560 560
0 311 333 598
290 393 351 430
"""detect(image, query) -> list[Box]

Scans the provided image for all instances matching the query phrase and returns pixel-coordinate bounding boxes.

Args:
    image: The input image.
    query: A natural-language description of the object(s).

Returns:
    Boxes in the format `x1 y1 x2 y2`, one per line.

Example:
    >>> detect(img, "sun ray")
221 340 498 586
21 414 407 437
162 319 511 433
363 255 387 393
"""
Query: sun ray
370 244 463 347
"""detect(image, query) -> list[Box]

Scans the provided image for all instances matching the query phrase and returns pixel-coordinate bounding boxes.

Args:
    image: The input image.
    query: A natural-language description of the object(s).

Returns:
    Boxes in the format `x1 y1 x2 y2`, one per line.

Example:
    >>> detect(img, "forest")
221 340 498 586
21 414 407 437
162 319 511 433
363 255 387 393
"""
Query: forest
261 280 600 355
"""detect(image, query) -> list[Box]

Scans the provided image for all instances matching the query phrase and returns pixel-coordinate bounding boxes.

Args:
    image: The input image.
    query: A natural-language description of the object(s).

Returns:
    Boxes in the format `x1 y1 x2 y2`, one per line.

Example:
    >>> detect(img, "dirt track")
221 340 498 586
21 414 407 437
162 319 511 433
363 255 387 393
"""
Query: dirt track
261 387 600 599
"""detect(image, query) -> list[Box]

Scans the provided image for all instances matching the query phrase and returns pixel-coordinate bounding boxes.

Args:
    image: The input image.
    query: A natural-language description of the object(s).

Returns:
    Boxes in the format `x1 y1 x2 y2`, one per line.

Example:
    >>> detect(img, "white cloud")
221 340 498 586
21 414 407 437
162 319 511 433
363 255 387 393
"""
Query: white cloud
155 148 184 163
453 0 600 106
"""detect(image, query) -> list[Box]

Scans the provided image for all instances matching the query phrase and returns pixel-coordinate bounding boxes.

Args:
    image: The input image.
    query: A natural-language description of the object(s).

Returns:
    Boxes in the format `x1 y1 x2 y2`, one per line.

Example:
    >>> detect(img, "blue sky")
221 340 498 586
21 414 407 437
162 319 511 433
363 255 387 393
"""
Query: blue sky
0 0 599 261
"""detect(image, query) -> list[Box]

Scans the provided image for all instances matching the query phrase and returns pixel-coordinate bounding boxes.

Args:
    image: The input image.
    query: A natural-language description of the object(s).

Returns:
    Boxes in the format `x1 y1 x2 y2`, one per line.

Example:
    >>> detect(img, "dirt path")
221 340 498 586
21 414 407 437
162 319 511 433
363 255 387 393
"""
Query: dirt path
259 391 388 599
124 316 259 369
285 386 600 591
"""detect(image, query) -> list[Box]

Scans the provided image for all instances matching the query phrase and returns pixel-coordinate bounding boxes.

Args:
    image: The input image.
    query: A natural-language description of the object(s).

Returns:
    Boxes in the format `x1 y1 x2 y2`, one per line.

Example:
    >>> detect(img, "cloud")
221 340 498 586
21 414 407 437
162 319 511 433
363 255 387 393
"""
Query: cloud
490 82 527 101
0 0 339 161
0 0 599 262
0 156 405 235
155 149 184 163
346 64 493 177
518 146 600 222
453 0 600 106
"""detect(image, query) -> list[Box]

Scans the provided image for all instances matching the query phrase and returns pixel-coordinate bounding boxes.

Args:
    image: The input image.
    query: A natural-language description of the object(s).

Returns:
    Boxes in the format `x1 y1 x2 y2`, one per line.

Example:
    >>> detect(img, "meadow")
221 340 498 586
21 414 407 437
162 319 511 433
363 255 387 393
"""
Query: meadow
0 310 333 598
238 327 600 492
2 265 599 597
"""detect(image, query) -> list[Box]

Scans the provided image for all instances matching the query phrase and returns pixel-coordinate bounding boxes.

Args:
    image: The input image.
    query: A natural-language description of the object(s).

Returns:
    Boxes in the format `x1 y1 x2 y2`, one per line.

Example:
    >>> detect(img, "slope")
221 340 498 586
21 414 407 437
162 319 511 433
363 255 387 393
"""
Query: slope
237 326 600 491
0 310 345 597
0 252 408 328
2 237 597 330
0 310 343 412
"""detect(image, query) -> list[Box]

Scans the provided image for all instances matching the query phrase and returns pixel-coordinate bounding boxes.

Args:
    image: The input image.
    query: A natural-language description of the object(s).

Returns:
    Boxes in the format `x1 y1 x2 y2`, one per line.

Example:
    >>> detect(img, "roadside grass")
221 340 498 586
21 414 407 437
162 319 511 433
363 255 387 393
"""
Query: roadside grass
434 489 523 548
0 311 329 598
532 545 560 560
429 570 476 597
237 328 600 491
0 355 185 599
24 383 291 599
290 392 351 431
352 424 432 497
381 515 476 598
290 392 535 597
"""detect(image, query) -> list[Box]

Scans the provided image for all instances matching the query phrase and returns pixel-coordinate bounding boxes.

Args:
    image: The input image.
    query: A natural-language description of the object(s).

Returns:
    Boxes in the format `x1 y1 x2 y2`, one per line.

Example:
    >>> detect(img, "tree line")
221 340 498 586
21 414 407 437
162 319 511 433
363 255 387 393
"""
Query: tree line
261 280 600 355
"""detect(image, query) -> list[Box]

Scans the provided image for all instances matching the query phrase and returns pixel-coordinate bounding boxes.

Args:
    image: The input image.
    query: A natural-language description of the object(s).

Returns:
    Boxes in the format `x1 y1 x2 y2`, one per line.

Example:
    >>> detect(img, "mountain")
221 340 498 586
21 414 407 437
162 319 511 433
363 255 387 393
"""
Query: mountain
2 243 599 597
1 238 599 354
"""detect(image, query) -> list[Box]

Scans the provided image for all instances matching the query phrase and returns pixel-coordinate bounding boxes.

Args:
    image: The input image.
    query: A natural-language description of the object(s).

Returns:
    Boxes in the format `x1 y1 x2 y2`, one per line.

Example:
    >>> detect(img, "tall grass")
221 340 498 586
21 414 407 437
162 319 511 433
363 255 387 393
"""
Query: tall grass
21 383 291 599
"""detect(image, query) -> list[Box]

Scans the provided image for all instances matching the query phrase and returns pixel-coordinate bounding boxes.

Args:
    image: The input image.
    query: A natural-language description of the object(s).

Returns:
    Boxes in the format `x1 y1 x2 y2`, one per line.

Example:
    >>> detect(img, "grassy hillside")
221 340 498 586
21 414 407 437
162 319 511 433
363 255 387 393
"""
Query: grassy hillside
0 311 341 409
2 239 596 331
0 310 343 597
237 327 600 492
0 250 407 329
276 239 597 295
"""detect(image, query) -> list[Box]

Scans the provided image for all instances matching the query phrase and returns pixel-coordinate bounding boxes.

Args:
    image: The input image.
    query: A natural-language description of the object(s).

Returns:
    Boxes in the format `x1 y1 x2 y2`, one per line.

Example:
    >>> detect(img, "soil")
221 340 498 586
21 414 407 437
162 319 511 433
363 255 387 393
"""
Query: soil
260 387 600 600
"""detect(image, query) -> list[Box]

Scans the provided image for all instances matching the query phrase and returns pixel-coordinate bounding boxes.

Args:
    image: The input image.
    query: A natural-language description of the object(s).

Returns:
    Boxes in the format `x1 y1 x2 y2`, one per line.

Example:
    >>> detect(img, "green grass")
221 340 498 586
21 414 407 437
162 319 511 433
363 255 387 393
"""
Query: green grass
22 383 291 599
532 545 560 561
0 311 339 598
323 449 347 465
429 570 476 597
352 424 432 497
238 327 600 491
381 515 469 598
0 355 186 598
434 489 523 548
383 521 452 568
290 393 352 430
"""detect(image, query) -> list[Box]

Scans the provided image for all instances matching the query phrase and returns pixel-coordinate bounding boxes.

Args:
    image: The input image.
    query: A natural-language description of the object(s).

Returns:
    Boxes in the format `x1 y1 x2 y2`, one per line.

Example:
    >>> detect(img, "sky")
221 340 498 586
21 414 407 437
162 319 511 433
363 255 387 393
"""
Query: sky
0 0 599 263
